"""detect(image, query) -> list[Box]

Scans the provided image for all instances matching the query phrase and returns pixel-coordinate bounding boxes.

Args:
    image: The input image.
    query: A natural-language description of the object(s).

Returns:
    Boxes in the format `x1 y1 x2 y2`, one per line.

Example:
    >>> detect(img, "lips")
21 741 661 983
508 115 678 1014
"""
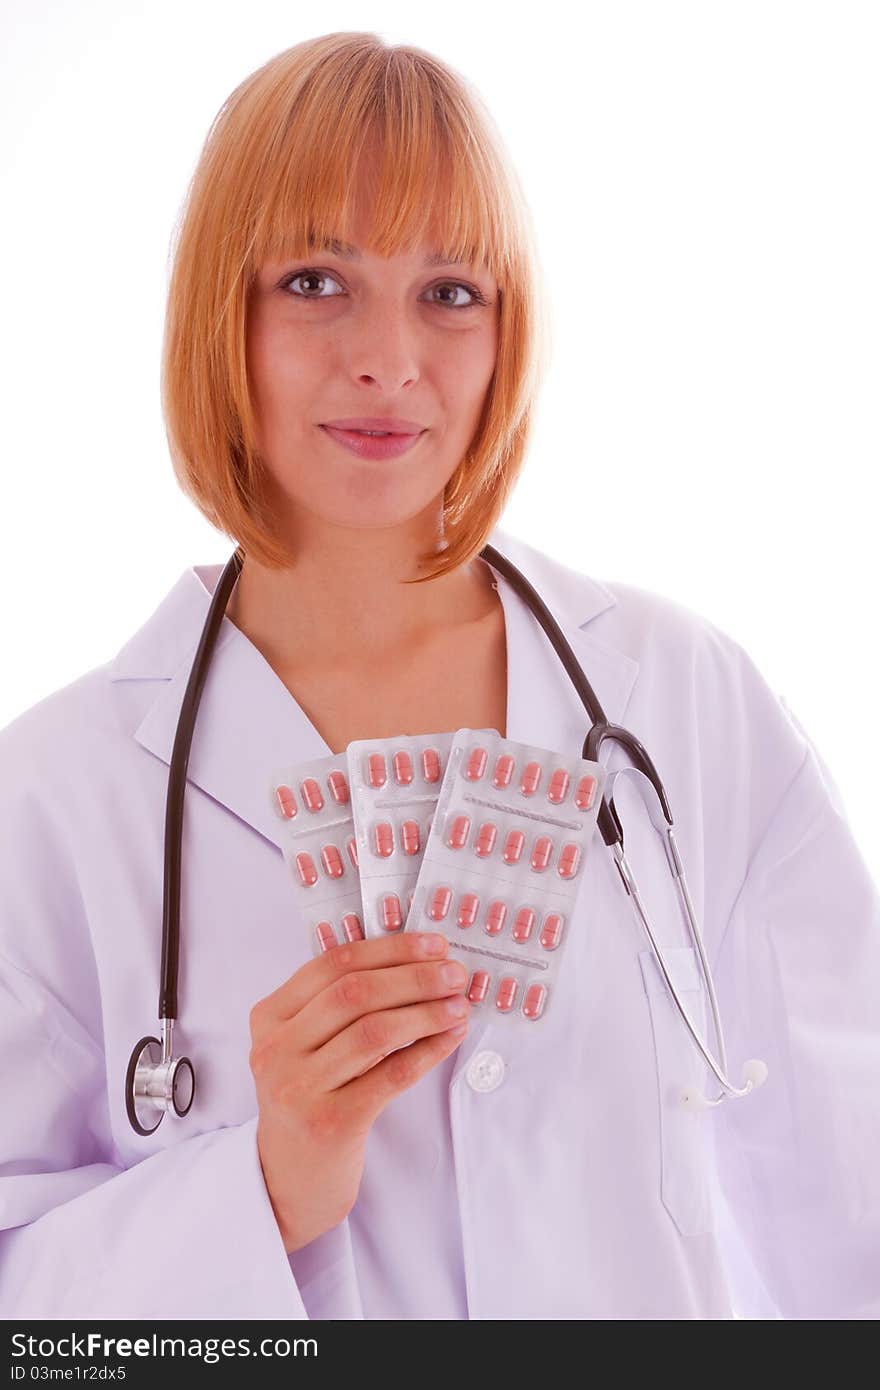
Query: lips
320 425 426 460
321 417 426 435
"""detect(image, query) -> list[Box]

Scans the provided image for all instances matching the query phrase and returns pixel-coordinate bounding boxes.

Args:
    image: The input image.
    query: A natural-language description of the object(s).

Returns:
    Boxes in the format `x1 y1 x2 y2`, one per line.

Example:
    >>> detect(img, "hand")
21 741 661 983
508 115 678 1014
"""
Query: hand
249 930 470 1253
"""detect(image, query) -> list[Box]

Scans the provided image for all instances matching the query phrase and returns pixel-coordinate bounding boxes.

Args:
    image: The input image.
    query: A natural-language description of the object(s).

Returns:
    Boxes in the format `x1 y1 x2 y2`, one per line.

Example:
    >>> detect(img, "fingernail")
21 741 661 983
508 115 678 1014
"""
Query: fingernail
420 933 447 956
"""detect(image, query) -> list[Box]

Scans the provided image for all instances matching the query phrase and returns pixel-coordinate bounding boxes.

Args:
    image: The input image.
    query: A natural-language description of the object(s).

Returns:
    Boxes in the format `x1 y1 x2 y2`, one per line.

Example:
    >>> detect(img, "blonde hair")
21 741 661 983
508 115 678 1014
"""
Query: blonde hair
160 31 550 582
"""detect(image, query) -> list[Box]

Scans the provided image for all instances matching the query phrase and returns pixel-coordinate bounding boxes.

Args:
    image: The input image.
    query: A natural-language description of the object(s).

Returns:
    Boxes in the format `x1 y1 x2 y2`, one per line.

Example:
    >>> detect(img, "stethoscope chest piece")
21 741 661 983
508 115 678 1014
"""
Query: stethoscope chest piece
125 1033 195 1137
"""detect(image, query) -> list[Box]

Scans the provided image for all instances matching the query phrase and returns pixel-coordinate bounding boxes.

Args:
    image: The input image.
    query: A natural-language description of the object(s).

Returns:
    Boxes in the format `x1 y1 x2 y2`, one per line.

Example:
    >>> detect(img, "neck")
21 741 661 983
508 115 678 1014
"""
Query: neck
225 516 498 672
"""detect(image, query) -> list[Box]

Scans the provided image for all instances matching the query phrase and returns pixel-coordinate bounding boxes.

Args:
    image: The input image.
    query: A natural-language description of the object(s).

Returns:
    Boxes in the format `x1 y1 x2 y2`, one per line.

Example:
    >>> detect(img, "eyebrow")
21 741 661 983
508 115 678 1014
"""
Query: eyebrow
315 238 463 268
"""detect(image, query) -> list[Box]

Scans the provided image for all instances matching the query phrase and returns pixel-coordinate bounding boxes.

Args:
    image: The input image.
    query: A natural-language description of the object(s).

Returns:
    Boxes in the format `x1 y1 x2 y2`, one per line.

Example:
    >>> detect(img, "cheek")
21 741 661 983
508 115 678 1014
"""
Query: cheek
248 329 330 431
251 323 301 382
442 332 498 419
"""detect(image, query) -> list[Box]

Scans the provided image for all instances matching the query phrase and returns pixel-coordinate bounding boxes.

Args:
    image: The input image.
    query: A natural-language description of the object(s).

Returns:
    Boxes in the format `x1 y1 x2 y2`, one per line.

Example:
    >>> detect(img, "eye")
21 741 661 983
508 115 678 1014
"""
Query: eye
278 268 489 309
279 269 344 300
429 281 488 309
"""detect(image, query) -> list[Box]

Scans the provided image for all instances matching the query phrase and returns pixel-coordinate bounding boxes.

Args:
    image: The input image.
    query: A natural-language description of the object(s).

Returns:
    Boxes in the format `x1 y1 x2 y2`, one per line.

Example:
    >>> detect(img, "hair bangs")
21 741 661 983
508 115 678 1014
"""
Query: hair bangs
248 67 512 289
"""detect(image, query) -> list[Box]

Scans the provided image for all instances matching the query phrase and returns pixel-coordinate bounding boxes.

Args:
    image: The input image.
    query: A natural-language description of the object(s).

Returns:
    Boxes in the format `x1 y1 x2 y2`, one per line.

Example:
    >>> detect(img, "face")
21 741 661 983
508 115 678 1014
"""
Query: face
245 200 500 547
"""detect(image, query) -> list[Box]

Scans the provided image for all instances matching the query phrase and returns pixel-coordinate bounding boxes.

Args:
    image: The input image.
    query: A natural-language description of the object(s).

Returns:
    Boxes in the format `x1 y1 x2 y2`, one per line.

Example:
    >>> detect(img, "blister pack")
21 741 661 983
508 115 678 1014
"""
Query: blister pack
271 752 366 957
346 730 497 937
405 729 607 1028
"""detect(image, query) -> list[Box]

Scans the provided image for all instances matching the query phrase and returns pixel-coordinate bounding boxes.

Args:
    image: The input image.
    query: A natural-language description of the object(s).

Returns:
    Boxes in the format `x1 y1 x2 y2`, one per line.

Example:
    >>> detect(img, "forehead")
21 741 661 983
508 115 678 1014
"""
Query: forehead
266 189 479 269
257 160 490 272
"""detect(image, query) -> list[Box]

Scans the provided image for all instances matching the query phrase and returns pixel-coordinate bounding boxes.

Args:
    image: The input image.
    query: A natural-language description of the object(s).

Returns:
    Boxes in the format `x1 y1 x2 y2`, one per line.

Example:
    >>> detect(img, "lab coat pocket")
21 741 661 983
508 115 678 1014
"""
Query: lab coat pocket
638 945 714 1237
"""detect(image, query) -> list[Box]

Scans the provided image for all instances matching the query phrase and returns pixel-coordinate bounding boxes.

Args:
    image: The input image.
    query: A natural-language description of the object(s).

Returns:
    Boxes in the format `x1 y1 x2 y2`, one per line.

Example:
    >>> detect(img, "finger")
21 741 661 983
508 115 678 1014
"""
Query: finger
251 930 451 1033
311 992 472 1092
343 1018 470 1120
293 956 470 1053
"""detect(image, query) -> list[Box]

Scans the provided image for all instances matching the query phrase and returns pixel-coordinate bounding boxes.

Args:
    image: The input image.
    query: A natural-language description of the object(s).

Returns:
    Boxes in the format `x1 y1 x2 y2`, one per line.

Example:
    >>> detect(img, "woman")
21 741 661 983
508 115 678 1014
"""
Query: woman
1 32 878 1322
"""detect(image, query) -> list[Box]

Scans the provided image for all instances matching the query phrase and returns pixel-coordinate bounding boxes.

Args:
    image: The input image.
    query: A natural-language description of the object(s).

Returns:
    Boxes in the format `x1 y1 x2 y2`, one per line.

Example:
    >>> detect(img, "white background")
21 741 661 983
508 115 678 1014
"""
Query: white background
1 1 877 878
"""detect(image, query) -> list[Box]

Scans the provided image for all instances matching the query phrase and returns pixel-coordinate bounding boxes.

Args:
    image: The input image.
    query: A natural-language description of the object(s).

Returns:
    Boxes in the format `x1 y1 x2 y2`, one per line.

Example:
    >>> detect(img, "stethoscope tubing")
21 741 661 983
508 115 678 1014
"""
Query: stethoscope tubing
127 542 764 1134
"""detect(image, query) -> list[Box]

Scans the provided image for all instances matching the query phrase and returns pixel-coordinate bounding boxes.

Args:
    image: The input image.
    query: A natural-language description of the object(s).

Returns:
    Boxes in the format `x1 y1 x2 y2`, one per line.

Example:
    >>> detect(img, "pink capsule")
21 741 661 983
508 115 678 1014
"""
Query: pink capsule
321 843 344 879
467 970 490 1004
373 821 394 858
531 835 553 871
422 747 442 783
368 753 387 789
523 983 547 1020
520 761 542 796
512 906 536 943
327 770 350 804
346 836 359 869
448 814 470 849
341 912 364 943
294 851 318 887
401 819 421 856
457 892 480 928
547 768 570 804
540 912 565 950
503 829 525 864
315 921 337 953
465 745 489 781
484 900 508 936
495 976 519 1013
382 895 403 931
301 777 324 812
557 842 581 879
393 750 414 785
428 886 452 921
575 775 597 811
274 784 298 819
475 821 498 857
493 753 515 788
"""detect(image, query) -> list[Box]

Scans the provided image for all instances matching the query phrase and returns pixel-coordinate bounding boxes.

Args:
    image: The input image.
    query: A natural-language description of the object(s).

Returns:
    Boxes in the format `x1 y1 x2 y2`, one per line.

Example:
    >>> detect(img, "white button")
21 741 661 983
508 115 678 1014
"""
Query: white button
466 1049 505 1093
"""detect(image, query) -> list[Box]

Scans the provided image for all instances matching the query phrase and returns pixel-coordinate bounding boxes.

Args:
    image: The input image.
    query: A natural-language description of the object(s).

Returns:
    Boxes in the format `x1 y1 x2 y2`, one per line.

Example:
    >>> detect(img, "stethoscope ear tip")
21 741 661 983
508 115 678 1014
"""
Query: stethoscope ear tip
679 1086 717 1112
742 1057 769 1089
679 1057 769 1111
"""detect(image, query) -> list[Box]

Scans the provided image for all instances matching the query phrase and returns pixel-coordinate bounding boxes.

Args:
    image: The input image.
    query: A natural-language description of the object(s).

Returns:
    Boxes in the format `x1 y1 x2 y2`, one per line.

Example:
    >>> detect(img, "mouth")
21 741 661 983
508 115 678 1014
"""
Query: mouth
319 424 427 460
320 420 426 435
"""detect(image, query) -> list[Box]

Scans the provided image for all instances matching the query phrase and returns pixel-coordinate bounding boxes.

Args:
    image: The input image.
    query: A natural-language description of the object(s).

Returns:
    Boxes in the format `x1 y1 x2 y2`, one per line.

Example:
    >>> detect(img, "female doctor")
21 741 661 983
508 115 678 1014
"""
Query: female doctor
1 33 879 1322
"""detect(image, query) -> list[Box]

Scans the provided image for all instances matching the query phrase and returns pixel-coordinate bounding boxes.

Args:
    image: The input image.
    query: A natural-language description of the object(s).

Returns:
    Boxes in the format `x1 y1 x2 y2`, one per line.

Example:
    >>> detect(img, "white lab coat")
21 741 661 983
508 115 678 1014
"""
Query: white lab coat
1 524 878 1320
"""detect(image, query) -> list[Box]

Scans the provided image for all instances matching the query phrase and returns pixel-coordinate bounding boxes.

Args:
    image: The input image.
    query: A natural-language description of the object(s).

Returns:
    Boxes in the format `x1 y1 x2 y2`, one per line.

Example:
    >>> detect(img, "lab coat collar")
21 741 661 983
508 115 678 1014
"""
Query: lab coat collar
108 525 639 856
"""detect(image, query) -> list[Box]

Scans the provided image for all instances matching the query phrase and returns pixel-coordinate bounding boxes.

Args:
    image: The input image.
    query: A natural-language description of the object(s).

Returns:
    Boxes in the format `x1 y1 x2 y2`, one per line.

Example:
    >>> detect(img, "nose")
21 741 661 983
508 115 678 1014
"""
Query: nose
349 316 422 390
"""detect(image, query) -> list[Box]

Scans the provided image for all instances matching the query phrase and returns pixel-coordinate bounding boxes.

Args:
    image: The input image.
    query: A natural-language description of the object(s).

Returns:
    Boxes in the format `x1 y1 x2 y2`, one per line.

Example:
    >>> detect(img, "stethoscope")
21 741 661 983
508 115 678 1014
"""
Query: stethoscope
126 543 768 1135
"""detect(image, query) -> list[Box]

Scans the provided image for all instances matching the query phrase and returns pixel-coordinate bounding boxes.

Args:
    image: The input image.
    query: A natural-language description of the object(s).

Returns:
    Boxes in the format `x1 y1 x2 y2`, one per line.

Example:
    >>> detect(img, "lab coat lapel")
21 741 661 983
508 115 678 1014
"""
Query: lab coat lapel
110 562 334 853
445 545 641 1075
109 528 640 863
480 546 639 760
